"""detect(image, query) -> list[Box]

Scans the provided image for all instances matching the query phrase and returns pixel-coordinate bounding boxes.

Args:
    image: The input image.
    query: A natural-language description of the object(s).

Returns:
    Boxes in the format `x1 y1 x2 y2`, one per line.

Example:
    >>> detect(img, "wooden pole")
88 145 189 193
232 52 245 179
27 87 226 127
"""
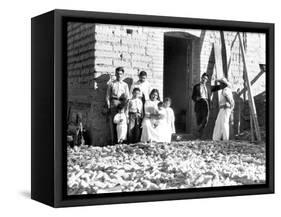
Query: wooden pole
237 88 241 135
250 115 255 142
227 33 239 75
243 72 246 136
214 42 225 79
213 42 224 106
237 69 265 97
220 31 228 78
238 33 261 142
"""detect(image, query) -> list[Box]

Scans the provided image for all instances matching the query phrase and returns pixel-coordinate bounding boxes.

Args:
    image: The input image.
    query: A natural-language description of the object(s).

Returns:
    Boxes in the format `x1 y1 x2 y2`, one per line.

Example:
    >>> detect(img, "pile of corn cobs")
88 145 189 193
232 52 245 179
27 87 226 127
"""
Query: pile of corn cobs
67 141 265 195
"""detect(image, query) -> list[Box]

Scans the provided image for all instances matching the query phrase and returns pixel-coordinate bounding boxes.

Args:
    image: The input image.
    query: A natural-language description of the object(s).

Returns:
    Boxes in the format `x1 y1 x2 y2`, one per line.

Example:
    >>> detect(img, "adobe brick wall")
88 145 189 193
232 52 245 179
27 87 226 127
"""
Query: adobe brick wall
67 22 266 145
67 23 111 146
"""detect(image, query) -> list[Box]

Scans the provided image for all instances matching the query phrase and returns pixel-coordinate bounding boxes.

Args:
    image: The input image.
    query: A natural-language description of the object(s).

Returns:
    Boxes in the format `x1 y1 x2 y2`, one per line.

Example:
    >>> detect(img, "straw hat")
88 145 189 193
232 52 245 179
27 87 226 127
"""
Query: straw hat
218 77 231 88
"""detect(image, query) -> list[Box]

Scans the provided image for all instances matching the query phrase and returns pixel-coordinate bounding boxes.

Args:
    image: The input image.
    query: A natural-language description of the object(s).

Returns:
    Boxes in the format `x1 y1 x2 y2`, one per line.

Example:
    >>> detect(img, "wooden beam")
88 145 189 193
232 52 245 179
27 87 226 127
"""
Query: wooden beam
250 115 255 142
220 31 228 77
238 33 261 141
227 33 239 74
237 69 265 97
213 42 225 79
213 42 224 104
236 88 241 135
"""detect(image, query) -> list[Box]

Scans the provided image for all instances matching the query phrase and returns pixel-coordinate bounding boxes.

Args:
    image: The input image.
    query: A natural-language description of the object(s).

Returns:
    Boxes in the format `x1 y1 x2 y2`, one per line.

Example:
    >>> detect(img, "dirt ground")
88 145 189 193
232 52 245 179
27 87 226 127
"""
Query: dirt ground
67 140 266 195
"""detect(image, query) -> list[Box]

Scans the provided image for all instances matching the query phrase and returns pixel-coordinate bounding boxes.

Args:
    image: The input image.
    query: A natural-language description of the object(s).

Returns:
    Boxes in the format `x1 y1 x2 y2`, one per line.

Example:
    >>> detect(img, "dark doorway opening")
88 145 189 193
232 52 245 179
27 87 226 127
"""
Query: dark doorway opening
163 34 193 134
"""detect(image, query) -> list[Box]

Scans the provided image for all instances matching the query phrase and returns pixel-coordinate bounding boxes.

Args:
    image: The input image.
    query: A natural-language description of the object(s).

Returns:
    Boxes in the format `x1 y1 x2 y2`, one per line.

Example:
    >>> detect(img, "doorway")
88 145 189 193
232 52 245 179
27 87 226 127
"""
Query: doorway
163 34 193 134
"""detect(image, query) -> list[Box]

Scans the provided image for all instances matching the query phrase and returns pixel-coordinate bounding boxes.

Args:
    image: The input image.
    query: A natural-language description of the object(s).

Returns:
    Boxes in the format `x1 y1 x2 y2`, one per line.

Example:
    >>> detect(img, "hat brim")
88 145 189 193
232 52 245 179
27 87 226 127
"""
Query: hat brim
219 78 232 87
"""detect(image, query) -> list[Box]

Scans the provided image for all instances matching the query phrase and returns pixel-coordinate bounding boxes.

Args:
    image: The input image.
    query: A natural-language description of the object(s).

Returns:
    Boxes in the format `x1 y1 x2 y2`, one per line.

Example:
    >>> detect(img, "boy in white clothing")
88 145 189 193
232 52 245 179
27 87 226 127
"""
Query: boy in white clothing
113 104 127 144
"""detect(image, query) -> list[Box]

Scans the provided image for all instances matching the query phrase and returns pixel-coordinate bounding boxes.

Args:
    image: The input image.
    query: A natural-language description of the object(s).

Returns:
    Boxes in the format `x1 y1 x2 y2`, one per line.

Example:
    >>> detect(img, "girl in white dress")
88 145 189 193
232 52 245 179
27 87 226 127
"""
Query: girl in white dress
154 102 171 143
164 97 176 141
113 104 127 143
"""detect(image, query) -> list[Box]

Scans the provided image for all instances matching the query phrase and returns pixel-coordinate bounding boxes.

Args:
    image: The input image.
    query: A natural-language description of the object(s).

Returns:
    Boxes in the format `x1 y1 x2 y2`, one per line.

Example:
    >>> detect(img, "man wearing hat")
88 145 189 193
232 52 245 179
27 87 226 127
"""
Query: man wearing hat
212 78 234 141
192 73 227 138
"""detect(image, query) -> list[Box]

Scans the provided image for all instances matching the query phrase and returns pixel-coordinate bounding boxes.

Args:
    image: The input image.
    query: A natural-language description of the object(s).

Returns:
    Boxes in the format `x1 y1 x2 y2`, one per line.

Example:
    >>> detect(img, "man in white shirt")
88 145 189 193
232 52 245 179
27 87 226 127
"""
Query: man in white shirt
106 67 129 144
130 71 150 102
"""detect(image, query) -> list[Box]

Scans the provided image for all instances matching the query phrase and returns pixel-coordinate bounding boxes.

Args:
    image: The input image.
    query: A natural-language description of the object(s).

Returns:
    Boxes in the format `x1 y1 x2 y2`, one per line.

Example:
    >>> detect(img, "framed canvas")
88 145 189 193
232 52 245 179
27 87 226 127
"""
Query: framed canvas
31 9 274 207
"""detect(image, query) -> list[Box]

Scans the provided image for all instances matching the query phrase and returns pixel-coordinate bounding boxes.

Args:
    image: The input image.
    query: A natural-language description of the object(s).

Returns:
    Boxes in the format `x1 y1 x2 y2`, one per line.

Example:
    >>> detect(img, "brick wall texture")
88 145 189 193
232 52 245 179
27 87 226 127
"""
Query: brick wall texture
67 22 266 146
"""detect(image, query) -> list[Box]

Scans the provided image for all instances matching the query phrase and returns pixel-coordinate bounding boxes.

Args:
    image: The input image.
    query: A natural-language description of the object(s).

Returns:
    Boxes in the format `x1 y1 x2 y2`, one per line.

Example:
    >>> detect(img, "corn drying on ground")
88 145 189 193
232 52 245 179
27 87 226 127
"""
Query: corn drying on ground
67 141 266 195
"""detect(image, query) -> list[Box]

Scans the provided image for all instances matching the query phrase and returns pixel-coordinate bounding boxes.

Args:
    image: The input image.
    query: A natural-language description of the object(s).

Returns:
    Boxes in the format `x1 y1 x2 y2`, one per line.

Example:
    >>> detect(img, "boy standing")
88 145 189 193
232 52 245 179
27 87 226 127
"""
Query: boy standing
127 88 143 143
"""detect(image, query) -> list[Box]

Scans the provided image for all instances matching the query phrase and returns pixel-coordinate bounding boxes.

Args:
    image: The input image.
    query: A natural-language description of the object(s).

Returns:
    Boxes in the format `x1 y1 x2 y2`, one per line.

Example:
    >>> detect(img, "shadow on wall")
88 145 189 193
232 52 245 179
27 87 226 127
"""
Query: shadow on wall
67 74 135 146
67 74 109 146
123 77 134 90
87 73 111 146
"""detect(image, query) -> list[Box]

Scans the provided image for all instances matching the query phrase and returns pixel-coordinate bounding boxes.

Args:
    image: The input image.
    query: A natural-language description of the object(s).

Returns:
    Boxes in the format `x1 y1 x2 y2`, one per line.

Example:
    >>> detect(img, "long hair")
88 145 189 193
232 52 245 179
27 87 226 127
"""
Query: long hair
149 89 160 101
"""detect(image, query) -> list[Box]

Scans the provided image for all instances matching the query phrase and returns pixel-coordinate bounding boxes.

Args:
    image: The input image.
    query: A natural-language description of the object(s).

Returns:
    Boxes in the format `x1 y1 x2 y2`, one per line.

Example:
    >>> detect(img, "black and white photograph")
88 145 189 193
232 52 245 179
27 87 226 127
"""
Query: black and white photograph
66 22 267 195
0 0 280 212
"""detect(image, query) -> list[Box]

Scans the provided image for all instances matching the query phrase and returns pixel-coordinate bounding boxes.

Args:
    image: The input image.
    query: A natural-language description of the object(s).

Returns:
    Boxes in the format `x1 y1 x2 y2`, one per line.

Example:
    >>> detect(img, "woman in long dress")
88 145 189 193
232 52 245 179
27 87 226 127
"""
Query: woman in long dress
140 89 160 142
212 78 235 141
163 97 176 141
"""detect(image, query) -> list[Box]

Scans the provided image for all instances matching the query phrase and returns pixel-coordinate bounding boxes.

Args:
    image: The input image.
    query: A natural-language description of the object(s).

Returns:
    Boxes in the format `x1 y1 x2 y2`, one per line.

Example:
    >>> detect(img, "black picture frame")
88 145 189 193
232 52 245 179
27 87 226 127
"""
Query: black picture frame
31 9 274 208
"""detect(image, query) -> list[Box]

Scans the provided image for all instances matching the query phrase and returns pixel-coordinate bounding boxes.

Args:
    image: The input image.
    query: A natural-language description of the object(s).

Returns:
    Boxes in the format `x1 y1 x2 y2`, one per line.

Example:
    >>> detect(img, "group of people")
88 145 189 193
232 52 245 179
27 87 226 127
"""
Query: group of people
192 73 235 141
106 67 175 144
106 67 235 145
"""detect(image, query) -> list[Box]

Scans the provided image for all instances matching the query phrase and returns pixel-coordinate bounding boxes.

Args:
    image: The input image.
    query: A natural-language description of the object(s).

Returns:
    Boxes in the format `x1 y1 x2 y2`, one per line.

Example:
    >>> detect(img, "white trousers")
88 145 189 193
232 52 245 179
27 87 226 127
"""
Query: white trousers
116 124 127 142
212 108 232 141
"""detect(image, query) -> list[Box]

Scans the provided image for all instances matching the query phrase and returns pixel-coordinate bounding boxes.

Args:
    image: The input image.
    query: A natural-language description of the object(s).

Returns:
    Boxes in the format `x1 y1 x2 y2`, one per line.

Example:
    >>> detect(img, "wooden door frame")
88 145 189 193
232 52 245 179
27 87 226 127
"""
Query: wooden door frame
163 32 198 134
